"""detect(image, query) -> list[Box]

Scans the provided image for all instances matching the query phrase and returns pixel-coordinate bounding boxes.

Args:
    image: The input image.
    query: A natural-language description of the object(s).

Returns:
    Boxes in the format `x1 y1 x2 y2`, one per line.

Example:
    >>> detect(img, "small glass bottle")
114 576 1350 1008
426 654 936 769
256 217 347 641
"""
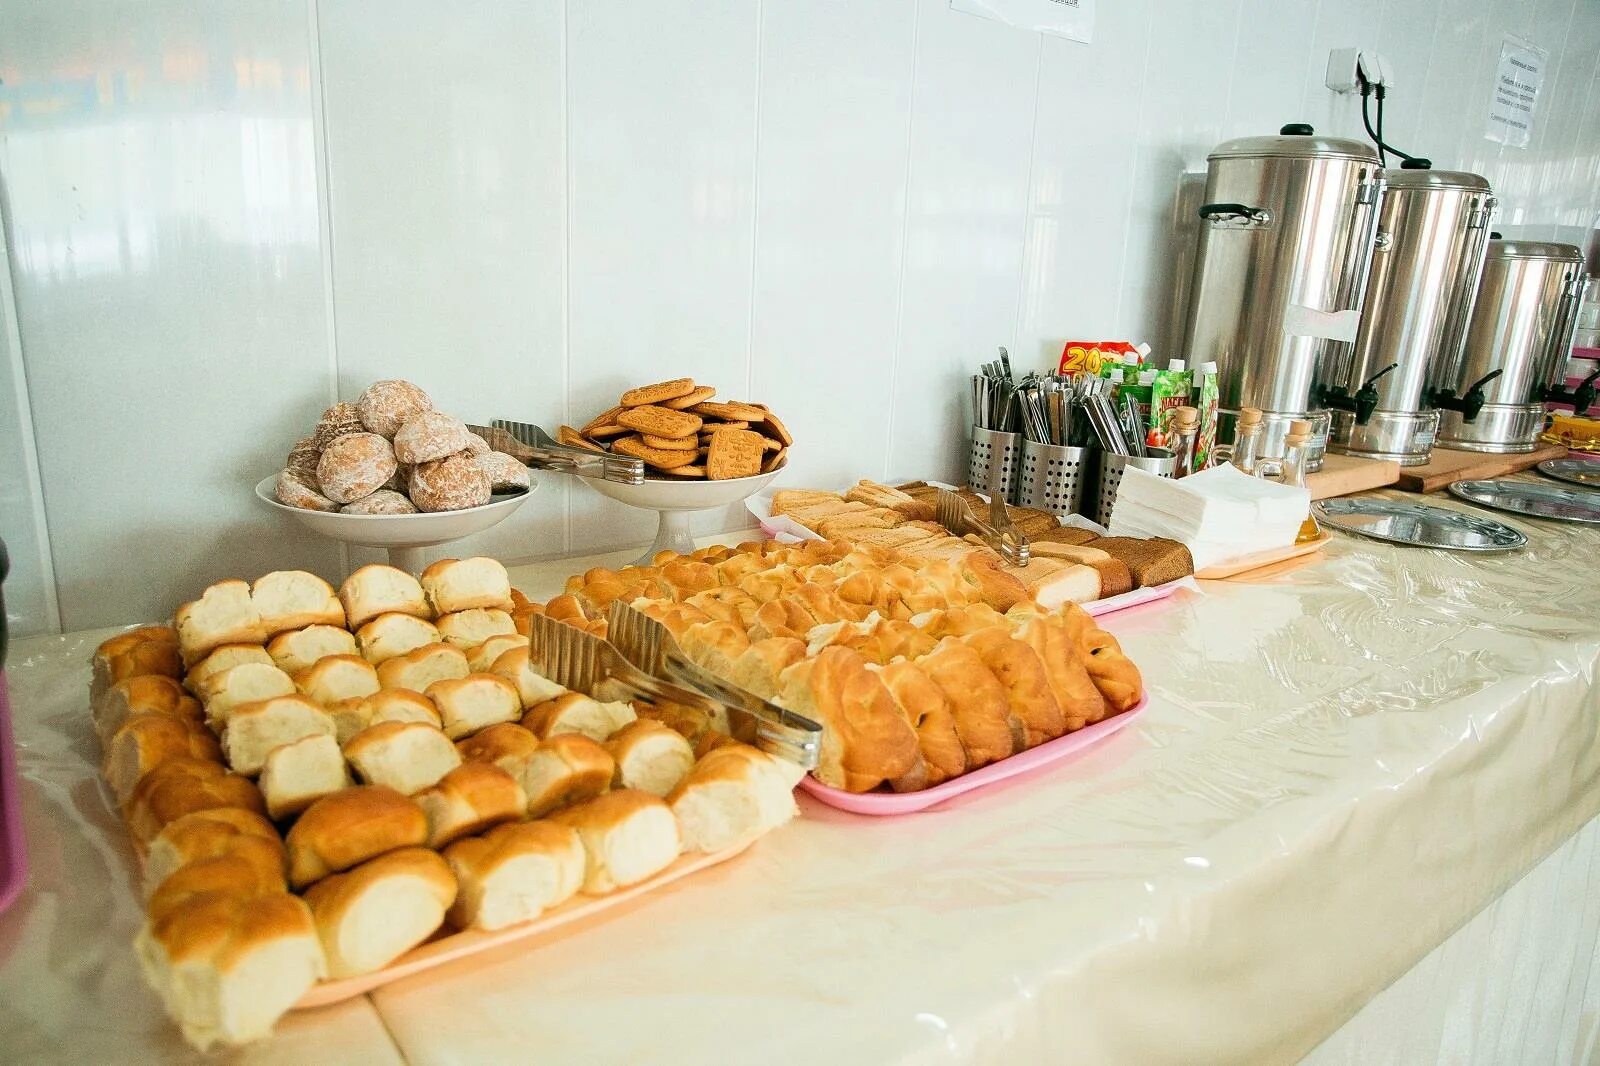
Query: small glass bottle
1259 419 1321 543
1229 407 1265 474
1170 405 1200 478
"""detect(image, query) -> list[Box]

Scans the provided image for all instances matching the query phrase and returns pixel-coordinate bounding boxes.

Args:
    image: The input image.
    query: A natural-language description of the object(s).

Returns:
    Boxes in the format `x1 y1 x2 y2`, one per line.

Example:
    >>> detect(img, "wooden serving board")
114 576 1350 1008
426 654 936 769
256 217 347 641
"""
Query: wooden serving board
1306 454 1401 500
1395 443 1567 494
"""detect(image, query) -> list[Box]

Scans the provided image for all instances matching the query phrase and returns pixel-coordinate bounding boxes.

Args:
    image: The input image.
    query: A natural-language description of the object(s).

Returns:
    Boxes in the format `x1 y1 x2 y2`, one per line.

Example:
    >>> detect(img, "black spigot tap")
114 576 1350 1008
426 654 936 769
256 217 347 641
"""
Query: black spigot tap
1315 363 1398 426
1427 370 1504 422
1544 365 1600 416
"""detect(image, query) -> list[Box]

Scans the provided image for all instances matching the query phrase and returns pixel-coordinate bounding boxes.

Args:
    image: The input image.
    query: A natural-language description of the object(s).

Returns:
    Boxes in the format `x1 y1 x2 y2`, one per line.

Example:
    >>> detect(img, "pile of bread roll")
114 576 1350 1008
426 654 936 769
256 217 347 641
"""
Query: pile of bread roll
275 379 530 514
545 538 1144 794
91 557 801 1050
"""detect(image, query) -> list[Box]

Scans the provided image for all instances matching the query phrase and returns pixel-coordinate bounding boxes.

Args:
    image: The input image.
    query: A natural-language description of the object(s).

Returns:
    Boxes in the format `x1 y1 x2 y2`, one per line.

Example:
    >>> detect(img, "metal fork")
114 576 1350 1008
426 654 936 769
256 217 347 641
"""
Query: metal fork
605 601 821 769
935 488 1030 567
472 421 644 485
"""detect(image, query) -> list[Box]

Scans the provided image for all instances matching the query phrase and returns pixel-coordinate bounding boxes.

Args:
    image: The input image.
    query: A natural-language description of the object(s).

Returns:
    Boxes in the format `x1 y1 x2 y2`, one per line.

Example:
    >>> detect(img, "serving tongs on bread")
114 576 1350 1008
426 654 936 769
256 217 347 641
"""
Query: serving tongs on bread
937 448 1030 567
524 611 820 770
473 421 645 485
604 601 822 770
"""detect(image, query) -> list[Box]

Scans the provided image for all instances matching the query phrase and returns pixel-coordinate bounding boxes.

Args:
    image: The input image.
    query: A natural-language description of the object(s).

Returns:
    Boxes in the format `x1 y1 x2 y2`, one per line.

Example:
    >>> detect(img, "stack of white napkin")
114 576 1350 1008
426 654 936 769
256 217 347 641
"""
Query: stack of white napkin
1106 465 1309 569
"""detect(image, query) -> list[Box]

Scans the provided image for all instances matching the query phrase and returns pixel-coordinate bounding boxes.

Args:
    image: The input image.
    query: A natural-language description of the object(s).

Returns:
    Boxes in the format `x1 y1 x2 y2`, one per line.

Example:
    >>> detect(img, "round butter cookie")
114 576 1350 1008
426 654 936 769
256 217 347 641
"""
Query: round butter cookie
410 454 492 512
356 380 434 438
394 411 474 465
318 432 399 504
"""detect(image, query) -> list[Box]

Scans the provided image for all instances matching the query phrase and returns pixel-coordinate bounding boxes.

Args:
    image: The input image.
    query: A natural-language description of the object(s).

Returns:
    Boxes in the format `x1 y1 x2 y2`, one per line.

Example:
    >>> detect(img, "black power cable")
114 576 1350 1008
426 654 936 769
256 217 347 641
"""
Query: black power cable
1358 75 1430 168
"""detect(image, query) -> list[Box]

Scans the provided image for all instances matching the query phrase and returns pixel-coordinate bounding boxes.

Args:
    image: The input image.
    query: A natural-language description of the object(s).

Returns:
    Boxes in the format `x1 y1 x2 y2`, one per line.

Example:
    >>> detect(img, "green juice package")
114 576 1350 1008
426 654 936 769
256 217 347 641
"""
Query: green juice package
1193 360 1220 469
1145 359 1193 450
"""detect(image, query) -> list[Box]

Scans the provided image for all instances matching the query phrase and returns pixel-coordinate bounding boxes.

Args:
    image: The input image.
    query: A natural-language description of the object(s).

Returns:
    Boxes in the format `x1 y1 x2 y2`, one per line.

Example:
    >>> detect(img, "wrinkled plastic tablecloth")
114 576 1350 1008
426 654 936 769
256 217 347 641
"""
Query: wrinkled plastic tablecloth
0 488 1597 1064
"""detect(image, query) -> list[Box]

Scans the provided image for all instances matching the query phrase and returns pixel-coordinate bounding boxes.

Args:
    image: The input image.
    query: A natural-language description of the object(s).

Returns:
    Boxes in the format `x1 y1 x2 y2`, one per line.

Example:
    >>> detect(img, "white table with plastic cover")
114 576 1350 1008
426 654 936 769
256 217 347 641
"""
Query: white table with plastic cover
2 493 1598 1064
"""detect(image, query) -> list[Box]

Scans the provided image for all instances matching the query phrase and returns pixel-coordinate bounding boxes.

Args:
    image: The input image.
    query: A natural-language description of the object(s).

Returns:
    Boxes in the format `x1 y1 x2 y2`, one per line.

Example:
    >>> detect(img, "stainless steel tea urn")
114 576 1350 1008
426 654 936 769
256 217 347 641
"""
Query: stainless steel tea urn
1432 239 1586 453
1182 123 1385 471
1320 166 1495 466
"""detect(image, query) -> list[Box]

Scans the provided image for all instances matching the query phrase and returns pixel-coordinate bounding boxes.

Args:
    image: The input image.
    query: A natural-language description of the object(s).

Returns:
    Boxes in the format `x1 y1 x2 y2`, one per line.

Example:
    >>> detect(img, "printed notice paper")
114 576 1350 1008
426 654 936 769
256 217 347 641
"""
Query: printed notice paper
951 0 1095 44
1485 35 1546 149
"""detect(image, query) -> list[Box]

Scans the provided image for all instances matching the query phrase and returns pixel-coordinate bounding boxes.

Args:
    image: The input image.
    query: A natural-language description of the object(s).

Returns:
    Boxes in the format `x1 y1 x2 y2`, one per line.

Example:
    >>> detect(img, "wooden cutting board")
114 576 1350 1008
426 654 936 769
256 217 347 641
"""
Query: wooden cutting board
1395 442 1567 493
1306 453 1401 500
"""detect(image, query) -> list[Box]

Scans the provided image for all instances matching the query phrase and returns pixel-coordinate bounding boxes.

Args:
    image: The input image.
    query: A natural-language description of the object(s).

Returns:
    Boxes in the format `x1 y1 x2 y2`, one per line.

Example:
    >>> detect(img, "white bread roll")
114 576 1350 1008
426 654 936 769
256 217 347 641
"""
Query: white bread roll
302 847 456 978
668 743 802 853
91 626 180 707
221 696 336 776
520 734 613 817
251 570 346 638
185 644 272 696
94 674 203 749
355 612 441 665
466 633 529 672
124 758 268 851
103 714 223 805
339 564 432 629
293 654 380 706
434 608 516 649
488 645 566 708
327 688 442 745
415 762 526 848
134 891 325 1051
375 642 469 692
443 820 584 931
176 580 265 666
259 734 352 820
144 807 285 899
419 557 512 615
604 719 694 798
455 722 540 777
146 852 287 923
521 691 637 743
285 785 427 889
1017 559 1101 609
266 624 358 676
550 790 681 894
426 673 522 739
200 662 297 729
343 720 461 795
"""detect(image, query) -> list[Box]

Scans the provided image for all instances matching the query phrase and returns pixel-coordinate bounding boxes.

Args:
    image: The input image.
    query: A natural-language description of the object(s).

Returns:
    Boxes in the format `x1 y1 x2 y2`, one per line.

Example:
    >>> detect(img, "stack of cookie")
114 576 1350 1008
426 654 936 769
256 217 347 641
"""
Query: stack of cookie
558 378 791 481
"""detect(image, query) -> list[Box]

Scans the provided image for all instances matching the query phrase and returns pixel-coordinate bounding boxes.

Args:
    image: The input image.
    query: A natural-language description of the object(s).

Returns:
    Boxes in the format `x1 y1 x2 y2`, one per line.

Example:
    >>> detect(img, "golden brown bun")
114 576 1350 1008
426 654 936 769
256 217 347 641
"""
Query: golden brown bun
679 620 751 680
725 637 807 699
95 675 204 749
175 580 266 666
144 807 286 900
434 608 516 649
343 720 462 796
251 570 346 637
302 847 455 978
520 691 637 743
549 790 681 893
776 646 919 792
354 612 441 665
285 785 428 888
415 762 527 848
419 556 513 614
145 852 287 923
667 743 800 852
465 632 529 673
957 552 1031 612
875 661 966 791
265 625 358 676
520 733 614 817
1007 609 1106 729
328 688 442 744
960 626 1067 747
443 820 584 930
426 673 522 739
455 722 541 774
1052 604 1143 713
124 758 268 851
259 734 353 820
604 719 695 798
488 645 567 708
375 642 469 693
220 696 336 777
339 564 432 629
294 654 380 706
93 638 184 708
94 624 179 663
912 638 1018 770
200 662 298 728
133 890 325 1051
185 644 273 696
103 713 224 805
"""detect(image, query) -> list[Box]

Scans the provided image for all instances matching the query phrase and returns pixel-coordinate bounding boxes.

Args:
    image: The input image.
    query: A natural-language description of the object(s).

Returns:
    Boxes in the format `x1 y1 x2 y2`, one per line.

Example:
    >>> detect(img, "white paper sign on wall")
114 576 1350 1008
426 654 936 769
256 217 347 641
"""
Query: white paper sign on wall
951 0 1095 44
1485 35 1546 149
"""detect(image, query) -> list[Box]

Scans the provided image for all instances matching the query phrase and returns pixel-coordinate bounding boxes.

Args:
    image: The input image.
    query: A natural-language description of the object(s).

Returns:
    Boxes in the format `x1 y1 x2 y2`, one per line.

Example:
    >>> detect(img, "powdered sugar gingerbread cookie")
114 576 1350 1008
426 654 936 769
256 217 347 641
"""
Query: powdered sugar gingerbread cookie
356 380 433 438
340 489 419 515
276 469 338 512
473 451 530 492
317 432 398 504
410 454 491 512
394 411 474 464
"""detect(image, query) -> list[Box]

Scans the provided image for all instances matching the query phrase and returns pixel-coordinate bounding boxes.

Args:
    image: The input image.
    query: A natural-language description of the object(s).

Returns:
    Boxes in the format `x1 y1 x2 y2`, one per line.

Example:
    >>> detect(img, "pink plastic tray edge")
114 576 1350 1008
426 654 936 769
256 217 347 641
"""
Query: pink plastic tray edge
1083 581 1179 616
799 694 1149 816
0 676 27 915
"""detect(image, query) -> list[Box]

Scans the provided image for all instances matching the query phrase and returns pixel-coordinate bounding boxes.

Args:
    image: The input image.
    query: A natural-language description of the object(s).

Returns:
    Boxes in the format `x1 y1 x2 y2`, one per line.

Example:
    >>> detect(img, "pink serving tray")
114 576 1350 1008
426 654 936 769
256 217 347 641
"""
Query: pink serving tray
799 694 1148 815
1082 580 1179 617
0 675 26 914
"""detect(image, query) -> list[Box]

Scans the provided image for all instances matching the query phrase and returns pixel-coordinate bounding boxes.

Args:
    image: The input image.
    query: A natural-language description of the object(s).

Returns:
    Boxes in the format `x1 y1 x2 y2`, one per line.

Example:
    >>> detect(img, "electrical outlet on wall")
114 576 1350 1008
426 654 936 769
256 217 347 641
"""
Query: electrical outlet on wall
1326 48 1396 93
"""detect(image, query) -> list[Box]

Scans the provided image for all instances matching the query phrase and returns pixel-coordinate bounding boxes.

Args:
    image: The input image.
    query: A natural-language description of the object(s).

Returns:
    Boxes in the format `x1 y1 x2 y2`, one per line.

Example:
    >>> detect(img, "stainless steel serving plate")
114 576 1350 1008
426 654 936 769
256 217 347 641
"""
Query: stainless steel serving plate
1447 478 1600 525
1314 497 1527 551
1537 457 1600 488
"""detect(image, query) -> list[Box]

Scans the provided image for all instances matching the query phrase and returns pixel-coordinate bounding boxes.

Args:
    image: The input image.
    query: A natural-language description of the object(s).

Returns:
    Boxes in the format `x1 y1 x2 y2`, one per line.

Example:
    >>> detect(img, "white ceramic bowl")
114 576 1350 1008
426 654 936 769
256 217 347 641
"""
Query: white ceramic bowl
582 467 784 565
254 475 532 573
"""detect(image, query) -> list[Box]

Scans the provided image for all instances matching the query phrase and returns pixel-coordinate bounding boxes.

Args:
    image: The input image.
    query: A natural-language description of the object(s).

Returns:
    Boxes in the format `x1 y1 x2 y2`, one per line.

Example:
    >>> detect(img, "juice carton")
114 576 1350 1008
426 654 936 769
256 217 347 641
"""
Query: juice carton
1146 359 1193 450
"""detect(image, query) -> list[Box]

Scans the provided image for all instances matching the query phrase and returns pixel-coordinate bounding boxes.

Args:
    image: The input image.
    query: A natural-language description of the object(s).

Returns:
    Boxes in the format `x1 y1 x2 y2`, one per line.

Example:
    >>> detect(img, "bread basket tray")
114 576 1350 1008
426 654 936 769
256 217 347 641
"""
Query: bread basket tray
798 694 1148 816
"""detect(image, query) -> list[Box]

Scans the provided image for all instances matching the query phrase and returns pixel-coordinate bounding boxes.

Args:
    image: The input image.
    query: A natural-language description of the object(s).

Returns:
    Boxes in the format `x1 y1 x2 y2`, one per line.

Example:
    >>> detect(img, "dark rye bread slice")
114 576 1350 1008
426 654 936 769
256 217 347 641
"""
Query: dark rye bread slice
1082 537 1193 588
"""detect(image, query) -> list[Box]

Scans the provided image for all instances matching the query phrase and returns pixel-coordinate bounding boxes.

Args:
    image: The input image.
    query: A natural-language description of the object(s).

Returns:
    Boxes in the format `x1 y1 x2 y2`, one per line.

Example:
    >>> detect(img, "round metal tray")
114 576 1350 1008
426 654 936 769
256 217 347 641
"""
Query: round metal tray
1536 456 1600 488
1447 478 1600 526
1313 497 1527 551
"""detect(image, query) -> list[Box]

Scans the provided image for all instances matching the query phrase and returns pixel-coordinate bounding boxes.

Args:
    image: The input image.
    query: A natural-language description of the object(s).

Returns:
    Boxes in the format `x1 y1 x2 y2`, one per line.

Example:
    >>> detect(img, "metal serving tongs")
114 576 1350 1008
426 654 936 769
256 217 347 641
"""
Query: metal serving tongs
471 421 644 485
604 601 822 770
935 486 1030 566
